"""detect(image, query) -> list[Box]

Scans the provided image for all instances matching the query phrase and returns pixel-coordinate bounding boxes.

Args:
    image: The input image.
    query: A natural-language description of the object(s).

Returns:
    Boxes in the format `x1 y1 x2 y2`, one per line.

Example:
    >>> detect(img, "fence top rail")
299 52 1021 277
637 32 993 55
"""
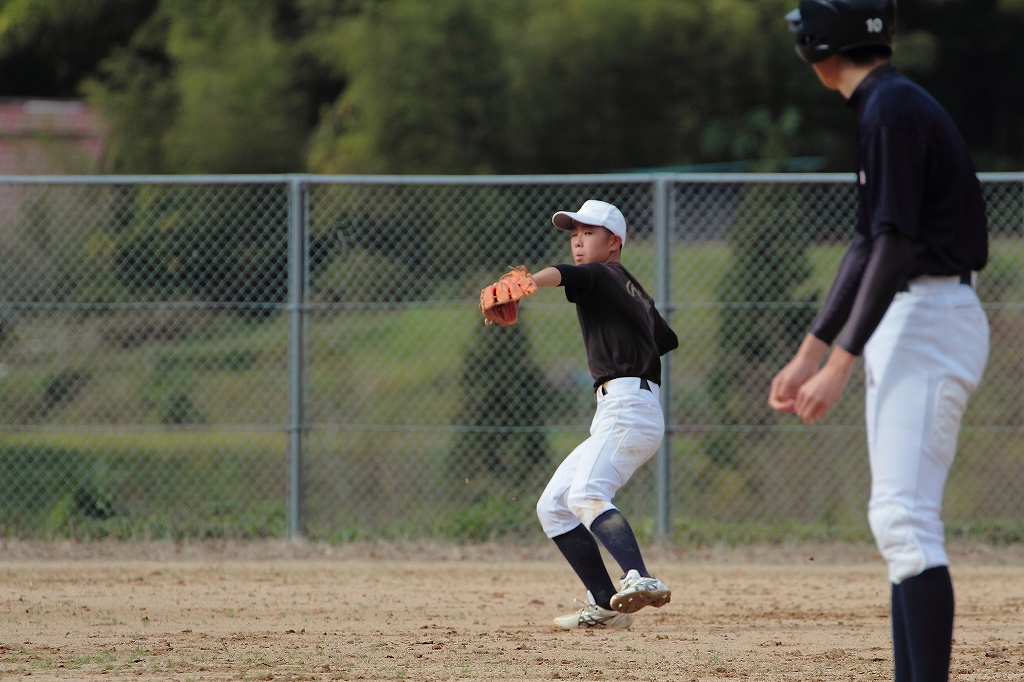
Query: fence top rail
0 172 1018 185
977 172 1024 182
0 174 296 185
302 173 864 185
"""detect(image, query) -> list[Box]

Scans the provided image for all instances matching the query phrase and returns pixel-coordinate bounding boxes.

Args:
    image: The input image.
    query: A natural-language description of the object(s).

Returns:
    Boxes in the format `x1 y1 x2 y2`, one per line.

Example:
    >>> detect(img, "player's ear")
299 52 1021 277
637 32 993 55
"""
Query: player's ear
811 54 842 90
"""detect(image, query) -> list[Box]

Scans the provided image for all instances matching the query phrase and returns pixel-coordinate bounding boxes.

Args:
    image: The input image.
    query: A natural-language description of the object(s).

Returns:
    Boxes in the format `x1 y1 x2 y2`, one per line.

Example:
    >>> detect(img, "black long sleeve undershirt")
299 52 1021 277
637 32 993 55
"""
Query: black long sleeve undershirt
809 232 872 345
809 232 914 357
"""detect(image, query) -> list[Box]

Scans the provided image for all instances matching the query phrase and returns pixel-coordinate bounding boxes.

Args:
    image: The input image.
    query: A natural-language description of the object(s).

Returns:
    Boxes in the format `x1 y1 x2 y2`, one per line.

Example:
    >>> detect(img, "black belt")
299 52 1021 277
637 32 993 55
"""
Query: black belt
599 378 653 396
897 271 972 293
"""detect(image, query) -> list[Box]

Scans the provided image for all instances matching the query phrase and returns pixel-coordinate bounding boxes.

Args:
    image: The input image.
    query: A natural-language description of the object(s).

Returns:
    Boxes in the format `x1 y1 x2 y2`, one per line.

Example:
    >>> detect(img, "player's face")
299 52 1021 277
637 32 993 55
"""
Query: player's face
570 221 620 264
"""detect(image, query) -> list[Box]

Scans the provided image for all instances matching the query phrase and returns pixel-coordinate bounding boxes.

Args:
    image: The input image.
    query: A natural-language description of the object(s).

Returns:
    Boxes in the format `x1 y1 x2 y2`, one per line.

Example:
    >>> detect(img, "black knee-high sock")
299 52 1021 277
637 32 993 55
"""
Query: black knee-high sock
891 566 954 682
551 524 616 609
891 582 912 682
590 509 649 578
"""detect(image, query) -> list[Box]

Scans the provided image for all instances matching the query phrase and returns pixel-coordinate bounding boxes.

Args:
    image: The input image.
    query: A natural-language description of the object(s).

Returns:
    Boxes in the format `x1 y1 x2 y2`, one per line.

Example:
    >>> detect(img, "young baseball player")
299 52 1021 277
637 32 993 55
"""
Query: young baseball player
480 200 678 629
773 2 988 680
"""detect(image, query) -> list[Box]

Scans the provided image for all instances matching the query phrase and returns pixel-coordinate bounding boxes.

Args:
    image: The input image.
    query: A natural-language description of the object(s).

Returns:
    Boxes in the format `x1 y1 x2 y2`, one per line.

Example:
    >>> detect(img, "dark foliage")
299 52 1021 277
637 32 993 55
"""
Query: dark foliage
449 321 551 492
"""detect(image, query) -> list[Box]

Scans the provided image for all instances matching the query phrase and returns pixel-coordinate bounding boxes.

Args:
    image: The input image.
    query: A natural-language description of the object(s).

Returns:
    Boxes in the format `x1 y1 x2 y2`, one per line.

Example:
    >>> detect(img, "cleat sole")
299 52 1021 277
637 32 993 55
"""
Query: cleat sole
610 589 671 614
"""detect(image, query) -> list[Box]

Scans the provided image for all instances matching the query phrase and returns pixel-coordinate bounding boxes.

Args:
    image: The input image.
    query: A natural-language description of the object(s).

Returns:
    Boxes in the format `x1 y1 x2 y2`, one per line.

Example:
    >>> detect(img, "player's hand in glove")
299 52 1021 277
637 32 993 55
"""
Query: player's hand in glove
479 265 538 326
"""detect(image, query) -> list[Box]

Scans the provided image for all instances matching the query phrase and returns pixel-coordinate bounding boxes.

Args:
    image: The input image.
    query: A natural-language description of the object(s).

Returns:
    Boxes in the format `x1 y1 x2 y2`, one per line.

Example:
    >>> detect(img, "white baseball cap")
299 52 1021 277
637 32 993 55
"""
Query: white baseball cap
552 200 627 245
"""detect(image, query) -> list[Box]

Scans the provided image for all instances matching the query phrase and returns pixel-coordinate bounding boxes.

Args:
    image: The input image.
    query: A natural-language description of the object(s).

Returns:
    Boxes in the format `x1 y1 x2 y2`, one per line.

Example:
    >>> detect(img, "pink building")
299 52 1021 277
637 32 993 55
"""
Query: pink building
0 99 107 175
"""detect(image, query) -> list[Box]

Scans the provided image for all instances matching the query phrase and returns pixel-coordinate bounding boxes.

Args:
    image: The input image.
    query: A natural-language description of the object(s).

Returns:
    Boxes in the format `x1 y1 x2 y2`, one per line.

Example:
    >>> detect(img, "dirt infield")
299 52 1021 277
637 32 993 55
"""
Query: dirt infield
1 543 1023 681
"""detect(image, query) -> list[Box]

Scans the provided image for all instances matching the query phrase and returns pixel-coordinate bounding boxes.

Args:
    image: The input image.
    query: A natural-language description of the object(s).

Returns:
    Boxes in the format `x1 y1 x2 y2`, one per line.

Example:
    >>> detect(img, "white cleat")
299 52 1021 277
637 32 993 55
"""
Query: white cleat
551 591 634 630
609 569 671 614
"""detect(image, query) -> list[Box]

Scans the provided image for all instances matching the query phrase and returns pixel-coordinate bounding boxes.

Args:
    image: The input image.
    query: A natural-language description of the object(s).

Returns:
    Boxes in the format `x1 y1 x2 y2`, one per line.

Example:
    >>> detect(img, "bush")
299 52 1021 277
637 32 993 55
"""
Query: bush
318 184 559 286
111 184 340 319
144 355 208 425
449 319 552 495
112 185 290 316
0 442 285 539
703 186 818 467
438 494 538 542
98 308 214 350
41 369 92 417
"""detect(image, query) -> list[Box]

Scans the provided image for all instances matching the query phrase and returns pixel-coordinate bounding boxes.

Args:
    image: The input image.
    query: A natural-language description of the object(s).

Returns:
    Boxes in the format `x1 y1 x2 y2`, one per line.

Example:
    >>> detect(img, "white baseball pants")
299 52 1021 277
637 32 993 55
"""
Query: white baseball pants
536 377 664 538
864 276 989 584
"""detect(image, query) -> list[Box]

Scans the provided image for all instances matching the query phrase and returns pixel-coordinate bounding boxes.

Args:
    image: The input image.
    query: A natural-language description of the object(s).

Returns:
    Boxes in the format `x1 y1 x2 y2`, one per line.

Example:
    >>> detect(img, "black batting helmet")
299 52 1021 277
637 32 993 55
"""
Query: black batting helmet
786 0 896 63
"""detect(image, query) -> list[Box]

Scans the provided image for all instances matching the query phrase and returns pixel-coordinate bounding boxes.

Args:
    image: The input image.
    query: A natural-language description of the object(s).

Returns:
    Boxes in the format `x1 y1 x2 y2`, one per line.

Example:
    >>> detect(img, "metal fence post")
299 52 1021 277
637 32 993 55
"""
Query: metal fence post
653 176 672 541
286 177 307 540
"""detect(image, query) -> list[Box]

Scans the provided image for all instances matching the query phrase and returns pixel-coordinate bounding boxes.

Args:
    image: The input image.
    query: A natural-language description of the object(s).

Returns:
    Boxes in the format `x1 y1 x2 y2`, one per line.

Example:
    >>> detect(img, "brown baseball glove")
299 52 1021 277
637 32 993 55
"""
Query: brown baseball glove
479 265 538 326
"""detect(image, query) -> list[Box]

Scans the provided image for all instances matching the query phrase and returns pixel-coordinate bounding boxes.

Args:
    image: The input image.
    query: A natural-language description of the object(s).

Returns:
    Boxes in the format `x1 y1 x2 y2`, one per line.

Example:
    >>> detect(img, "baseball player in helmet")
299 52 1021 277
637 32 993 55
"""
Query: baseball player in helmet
771 1 988 680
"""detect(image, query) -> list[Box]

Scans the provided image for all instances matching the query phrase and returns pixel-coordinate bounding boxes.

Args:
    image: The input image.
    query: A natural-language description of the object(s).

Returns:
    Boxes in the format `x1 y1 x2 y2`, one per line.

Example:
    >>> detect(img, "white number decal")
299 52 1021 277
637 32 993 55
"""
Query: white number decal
866 18 884 33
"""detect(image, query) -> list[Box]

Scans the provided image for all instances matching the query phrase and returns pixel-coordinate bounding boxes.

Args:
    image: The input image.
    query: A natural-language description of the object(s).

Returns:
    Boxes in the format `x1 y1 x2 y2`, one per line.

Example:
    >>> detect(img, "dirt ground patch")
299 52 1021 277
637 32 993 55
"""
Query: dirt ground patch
1 546 1023 681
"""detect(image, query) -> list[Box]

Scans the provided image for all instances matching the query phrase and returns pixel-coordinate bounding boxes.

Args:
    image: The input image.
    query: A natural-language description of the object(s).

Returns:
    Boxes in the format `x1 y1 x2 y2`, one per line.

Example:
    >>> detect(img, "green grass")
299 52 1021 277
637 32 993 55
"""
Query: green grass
0 434 286 539
2 238 1022 541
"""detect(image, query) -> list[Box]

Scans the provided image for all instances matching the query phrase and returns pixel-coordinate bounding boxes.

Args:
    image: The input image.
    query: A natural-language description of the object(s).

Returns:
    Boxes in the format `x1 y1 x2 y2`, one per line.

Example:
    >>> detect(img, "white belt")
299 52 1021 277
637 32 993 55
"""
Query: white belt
596 377 660 401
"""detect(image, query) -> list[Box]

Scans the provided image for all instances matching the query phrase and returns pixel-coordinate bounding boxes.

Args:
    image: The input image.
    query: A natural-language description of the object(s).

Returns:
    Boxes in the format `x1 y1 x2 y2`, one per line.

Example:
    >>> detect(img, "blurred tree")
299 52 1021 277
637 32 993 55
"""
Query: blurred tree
307 0 1023 173
704 186 818 468
897 0 1024 170
160 0 306 173
504 0 782 172
1 0 1021 173
700 106 804 172
81 0 351 173
112 184 292 312
306 0 853 173
111 183 336 317
307 0 509 174
0 0 158 96
449 319 551 494
80 12 175 173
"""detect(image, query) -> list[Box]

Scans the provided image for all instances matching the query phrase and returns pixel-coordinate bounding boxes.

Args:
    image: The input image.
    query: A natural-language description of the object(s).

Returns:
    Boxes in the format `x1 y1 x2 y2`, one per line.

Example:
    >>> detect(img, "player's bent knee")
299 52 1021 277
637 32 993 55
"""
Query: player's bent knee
868 501 931 583
536 492 575 537
567 492 616 530
536 494 554 523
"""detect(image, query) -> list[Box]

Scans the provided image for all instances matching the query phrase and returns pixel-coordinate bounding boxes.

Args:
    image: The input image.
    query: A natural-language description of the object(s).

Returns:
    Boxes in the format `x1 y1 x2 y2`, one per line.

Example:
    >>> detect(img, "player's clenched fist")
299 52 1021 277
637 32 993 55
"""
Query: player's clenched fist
770 334 855 425
768 334 828 413
791 359 854 425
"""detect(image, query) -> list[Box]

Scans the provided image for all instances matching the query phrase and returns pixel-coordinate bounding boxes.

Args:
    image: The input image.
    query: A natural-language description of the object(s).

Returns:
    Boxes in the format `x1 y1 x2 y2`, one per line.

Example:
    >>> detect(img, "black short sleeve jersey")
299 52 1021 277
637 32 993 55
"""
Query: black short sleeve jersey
554 262 678 389
852 64 988 277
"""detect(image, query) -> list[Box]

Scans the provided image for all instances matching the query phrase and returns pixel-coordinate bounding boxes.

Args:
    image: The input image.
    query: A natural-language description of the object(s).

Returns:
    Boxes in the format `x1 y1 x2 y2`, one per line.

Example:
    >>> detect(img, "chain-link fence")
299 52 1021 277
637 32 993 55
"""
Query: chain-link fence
1 173 1021 543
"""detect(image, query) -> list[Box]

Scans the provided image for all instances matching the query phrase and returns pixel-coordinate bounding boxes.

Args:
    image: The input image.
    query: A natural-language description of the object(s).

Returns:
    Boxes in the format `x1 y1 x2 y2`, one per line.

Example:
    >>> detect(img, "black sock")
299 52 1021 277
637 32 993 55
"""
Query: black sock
590 509 649 578
891 581 912 682
551 524 616 609
891 566 954 682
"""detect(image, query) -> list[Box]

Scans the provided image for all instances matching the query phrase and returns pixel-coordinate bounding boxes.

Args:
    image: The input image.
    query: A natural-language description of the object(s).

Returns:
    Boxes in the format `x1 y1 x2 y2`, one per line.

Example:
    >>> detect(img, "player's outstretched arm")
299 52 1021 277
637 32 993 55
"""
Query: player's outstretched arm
531 267 562 288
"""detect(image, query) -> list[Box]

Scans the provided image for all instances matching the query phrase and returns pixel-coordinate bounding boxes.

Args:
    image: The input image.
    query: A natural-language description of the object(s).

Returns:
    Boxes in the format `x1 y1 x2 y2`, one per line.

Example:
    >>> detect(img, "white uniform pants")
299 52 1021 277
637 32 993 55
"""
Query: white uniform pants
536 378 664 538
864 276 989 584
